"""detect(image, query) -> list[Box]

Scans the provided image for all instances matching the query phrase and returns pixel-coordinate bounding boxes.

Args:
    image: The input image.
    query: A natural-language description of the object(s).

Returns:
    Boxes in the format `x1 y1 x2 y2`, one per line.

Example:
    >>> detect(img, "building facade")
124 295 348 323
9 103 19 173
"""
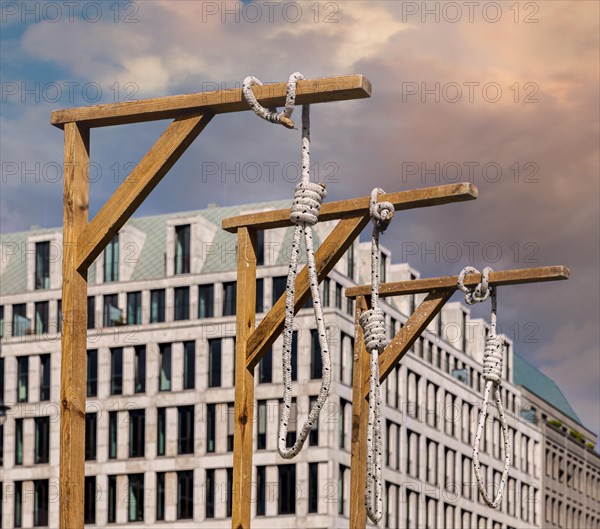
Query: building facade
0 201 598 528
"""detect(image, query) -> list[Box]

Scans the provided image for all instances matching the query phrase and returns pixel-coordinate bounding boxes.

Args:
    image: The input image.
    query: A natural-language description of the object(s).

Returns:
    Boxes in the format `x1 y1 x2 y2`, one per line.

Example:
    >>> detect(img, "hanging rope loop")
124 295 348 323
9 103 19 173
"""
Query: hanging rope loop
290 181 327 225
458 266 510 510
243 72 331 460
242 72 304 129
359 308 387 354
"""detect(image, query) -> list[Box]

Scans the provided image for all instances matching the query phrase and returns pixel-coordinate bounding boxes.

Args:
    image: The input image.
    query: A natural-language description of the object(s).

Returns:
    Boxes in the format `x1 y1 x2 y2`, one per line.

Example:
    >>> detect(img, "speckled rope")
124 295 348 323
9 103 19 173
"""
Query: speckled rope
242 73 332 459
360 188 394 523
458 266 511 509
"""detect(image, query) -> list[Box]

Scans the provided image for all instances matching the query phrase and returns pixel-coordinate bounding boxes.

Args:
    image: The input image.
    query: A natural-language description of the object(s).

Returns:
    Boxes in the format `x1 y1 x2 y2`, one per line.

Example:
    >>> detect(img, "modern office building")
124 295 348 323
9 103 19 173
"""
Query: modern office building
0 201 598 528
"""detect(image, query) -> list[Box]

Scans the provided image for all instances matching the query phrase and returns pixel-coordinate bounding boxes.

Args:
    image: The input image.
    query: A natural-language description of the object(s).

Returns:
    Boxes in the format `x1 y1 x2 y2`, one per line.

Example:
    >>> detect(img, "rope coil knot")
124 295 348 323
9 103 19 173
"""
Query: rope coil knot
458 265 492 304
483 334 504 383
370 188 394 232
290 181 327 226
359 308 387 354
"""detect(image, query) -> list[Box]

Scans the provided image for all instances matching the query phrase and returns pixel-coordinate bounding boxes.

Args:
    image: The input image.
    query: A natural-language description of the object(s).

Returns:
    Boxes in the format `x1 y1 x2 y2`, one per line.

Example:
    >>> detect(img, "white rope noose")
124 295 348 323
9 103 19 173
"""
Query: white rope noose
360 189 394 524
458 266 511 509
242 73 332 459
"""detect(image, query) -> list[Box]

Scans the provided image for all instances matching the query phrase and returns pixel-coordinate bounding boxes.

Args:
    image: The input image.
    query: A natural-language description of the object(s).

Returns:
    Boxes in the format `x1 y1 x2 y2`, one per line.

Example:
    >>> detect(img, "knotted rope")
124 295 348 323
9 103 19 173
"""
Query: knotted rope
458 266 511 509
242 73 332 459
360 188 394 523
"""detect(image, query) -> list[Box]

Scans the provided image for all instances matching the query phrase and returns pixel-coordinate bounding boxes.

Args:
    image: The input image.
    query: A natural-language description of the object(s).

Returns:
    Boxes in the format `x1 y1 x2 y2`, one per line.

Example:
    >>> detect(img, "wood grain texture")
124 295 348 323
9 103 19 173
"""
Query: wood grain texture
232 228 257 529
51 75 372 128
223 183 478 232
76 112 213 270
346 265 570 298
246 215 369 369
59 122 90 529
349 296 370 529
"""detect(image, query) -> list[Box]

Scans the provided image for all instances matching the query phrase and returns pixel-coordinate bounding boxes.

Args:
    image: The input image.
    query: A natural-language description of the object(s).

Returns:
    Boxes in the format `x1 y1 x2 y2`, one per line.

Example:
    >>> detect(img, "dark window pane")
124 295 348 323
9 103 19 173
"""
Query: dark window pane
156 472 165 521
129 410 145 457
257 401 267 450
178 406 194 454
35 416 50 464
13 303 30 337
226 467 233 518
103 294 121 327
311 329 323 380
110 348 123 395
159 343 172 391
15 419 23 465
258 347 272 384
85 413 97 460
84 476 96 524
178 471 194 519
150 289 166 323
35 242 50 290
134 345 146 393
205 469 214 519
183 341 195 390
198 285 214 319
174 286 190 321
17 356 28 402
208 339 221 388
206 403 216 453
107 475 117 523
15 481 23 527
291 331 298 381
87 296 95 329
256 278 264 313
223 281 237 317
109 411 118 459
309 462 319 513
256 466 266 516
34 480 49 526
272 276 286 305
256 230 265 266
128 474 144 522
175 224 191 274
278 465 296 514
309 396 319 446
39 354 50 401
104 235 119 282
127 291 142 325
157 407 166 456
86 349 98 397
35 301 49 334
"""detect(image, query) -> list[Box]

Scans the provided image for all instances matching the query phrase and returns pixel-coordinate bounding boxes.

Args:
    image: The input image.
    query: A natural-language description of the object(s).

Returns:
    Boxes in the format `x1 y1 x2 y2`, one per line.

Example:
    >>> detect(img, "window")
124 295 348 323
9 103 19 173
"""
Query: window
159 343 172 391
128 474 144 522
223 281 237 316
174 286 190 320
39 354 50 401
206 403 216 453
335 283 342 309
35 417 50 464
127 291 142 324
150 289 165 323
178 406 194 454
14 481 23 527
110 348 123 395
208 339 222 388
205 468 215 518
86 349 97 397
107 475 117 523
103 294 121 327
291 331 298 381
257 400 267 450
34 480 49 527
87 296 95 329
346 297 353 315
347 243 355 279
407 430 420 478
226 468 233 517
85 412 97 460
129 409 145 457
322 278 330 307
380 252 387 282
57 299 62 332
227 402 235 451
183 341 195 389
309 396 319 446
198 284 214 318
273 276 287 305
278 465 296 515
309 462 319 513
256 230 265 265
256 466 266 516
157 408 166 456
310 329 323 379
178 470 194 519
13 303 29 336
134 345 146 393
17 356 28 402
259 347 272 383
156 472 165 521
35 301 49 334
0 305 4 337
104 234 119 282
174 224 191 274
84 476 96 524
35 241 50 289
109 411 118 459
338 465 348 515
256 278 264 313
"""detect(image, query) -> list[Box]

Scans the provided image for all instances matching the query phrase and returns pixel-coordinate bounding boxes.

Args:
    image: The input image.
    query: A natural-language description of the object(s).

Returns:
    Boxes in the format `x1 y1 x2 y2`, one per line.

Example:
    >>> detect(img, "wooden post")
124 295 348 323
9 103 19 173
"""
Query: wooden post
232 227 257 529
349 295 370 529
59 122 90 529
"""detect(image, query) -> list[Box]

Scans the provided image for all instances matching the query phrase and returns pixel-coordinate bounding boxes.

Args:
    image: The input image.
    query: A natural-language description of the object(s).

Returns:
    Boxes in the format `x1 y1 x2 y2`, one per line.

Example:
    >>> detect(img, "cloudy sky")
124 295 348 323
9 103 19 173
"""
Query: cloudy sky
1 1 598 437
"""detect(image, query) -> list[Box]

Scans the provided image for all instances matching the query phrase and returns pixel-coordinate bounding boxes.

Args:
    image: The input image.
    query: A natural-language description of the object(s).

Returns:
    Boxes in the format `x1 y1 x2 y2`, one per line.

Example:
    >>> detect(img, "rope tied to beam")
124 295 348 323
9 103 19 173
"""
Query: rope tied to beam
242 73 331 459
360 188 394 523
458 266 511 509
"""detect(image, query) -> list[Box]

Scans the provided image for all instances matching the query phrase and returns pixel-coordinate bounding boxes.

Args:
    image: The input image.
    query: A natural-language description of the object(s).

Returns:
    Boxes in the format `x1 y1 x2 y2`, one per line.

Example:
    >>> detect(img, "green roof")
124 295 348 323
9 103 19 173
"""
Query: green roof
513 353 582 426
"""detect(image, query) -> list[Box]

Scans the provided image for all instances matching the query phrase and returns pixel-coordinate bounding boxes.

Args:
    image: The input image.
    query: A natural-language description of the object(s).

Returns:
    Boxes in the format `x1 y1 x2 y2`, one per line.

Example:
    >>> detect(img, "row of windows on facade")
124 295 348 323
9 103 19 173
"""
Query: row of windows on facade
0 276 355 338
0 328 334 406
28 228 368 288
544 494 600 529
545 445 600 499
0 462 328 527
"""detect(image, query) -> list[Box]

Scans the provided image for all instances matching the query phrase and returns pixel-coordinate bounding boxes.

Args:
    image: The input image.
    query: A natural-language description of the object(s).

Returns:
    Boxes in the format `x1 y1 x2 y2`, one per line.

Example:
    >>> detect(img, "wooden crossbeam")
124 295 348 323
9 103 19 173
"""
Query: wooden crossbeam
51 75 371 128
222 182 477 232
346 265 570 298
76 112 214 270
348 264 570 528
